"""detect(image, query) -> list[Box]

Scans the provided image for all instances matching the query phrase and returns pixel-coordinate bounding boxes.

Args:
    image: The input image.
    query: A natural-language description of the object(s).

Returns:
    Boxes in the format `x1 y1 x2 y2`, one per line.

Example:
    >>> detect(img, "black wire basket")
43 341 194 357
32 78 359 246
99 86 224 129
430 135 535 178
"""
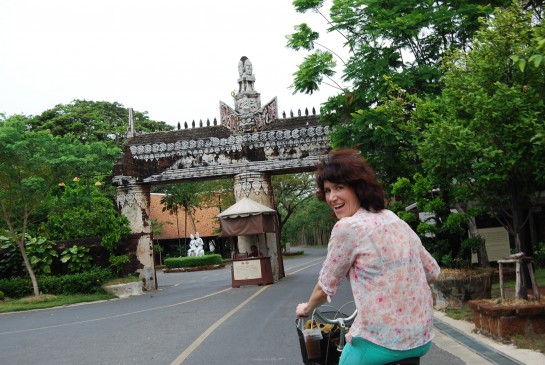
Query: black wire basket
296 311 351 365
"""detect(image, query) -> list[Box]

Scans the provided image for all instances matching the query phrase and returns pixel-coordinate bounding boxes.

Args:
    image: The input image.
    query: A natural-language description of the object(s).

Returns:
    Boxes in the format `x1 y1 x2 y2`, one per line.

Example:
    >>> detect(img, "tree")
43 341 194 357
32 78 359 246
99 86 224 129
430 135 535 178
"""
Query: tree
0 116 121 295
271 173 316 236
282 197 336 246
419 4 545 295
288 0 511 103
45 179 130 253
30 100 173 146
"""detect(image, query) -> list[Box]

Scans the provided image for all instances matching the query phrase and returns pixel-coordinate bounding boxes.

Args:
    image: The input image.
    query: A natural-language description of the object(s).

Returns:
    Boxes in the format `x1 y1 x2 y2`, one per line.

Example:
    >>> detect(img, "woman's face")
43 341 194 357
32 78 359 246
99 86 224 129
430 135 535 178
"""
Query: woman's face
324 180 361 219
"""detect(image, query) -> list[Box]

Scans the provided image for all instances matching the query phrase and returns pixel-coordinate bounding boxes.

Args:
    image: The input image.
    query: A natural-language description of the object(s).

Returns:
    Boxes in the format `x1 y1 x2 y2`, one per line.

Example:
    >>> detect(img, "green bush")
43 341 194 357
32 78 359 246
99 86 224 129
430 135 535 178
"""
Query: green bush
0 268 114 299
0 233 58 276
39 268 114 295
0 277 33 298
165 254 222 269
0 290 5 300
109 254 130 277
60 245 93 273
535 242 545 268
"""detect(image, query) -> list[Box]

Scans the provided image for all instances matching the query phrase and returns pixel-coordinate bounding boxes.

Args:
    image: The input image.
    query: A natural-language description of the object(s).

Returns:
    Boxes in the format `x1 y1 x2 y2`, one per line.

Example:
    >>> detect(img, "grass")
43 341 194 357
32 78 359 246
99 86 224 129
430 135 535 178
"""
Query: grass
0 275 140 314
103 275 141 286
444 266 545 354
0 293 115 314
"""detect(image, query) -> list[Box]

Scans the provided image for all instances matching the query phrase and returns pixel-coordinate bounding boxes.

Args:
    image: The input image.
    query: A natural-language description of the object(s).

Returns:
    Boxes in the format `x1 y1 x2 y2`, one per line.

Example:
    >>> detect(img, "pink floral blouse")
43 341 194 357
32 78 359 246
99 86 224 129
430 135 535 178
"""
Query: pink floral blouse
318 208 440 350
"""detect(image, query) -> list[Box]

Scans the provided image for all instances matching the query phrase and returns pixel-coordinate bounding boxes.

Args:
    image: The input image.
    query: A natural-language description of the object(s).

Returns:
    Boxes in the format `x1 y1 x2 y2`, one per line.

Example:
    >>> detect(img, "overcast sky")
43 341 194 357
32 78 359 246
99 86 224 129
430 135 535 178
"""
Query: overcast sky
0 0 346 127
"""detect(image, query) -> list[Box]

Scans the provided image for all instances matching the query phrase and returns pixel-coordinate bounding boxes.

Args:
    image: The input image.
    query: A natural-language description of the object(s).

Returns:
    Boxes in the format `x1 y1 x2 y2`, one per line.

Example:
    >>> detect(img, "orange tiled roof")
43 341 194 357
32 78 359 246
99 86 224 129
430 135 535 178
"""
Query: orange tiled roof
150 193 221 239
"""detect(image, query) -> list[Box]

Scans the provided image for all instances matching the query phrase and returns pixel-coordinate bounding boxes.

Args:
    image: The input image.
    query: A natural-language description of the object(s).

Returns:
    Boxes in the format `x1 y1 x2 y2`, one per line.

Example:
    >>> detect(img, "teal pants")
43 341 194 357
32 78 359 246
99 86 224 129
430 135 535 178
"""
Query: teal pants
338 337 431 365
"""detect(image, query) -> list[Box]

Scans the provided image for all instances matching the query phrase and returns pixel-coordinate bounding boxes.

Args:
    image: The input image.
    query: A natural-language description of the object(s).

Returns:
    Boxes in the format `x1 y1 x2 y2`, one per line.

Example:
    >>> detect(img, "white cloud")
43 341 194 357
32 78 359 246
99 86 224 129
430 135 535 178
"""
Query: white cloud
0 0 346 126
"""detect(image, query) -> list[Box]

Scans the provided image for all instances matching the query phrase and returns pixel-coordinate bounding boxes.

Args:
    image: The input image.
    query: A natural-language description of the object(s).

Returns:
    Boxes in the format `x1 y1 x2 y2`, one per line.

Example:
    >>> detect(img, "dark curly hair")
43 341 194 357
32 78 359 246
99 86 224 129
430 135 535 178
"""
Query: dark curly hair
316 149 385 211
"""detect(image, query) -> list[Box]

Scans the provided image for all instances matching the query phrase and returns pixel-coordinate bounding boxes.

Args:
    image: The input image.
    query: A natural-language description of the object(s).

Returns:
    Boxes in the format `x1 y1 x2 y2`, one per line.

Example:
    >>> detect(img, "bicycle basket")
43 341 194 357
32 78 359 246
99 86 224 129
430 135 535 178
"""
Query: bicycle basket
296 312 350 365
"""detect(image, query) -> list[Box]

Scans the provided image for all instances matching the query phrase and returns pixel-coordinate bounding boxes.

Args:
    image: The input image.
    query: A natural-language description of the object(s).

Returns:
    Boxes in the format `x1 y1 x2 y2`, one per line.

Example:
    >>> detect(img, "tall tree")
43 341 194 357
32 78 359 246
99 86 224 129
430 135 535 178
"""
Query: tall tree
288 0 516 161
0 116 121 295
30 100 173 145
419 3 545 295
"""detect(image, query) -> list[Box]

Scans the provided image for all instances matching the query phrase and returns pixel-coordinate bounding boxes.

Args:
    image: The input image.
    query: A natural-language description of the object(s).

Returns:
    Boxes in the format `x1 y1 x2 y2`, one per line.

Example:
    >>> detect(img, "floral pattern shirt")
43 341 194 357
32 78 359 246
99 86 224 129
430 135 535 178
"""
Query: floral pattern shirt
318 208 440 350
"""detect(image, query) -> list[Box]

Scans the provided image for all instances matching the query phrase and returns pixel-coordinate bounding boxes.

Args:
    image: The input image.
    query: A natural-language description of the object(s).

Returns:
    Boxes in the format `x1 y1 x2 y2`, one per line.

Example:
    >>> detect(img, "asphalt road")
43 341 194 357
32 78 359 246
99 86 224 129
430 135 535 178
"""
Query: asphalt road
0 246 466 365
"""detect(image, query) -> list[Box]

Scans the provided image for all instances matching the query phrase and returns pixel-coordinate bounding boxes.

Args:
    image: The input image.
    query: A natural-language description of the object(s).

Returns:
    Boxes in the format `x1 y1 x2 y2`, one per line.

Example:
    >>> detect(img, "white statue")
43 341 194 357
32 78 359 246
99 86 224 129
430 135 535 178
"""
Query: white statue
209 240 216 253
237 56 255 93
195 232 205 257
187 234 197 257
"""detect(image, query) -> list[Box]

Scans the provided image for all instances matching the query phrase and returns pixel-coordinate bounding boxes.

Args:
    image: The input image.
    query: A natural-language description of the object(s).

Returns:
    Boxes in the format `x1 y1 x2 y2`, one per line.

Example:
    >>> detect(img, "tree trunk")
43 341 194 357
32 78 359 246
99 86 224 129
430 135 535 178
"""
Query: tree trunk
454 203 489 267
468 215 489 267
510 177 529 300
17 238 40 296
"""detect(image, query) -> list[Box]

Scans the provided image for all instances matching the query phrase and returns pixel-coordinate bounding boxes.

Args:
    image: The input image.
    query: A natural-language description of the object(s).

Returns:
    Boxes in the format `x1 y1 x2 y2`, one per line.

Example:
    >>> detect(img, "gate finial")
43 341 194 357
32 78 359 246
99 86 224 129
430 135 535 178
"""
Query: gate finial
219 57 278 133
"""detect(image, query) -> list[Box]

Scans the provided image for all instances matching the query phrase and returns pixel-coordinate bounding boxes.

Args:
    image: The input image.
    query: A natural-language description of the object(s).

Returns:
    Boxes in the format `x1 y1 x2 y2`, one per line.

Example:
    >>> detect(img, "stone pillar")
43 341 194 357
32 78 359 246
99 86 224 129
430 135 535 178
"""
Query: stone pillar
116 183 156 291
233 172 283 282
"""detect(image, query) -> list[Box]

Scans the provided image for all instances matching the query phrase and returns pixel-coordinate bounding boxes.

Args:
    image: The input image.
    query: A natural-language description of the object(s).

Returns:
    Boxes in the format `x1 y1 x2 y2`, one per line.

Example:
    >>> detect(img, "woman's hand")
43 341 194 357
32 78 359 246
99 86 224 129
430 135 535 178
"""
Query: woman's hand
296 302 310 317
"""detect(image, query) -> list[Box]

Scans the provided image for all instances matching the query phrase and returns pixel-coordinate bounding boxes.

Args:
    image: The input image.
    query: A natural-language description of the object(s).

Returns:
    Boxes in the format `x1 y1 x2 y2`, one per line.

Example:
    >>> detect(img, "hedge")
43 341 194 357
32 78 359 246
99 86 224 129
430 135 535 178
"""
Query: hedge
0 267 114 299
165 254 223 269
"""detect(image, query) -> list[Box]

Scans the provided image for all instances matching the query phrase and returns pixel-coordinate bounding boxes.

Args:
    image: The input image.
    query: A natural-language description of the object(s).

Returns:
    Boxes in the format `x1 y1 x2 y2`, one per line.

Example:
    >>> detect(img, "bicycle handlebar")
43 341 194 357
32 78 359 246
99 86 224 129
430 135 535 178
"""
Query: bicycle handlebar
297 306 358 352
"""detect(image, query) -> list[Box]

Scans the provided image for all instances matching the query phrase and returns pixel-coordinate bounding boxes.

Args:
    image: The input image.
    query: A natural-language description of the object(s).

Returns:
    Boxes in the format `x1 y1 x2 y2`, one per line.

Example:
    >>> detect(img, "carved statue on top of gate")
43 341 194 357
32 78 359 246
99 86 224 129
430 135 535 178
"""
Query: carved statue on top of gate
219 56 278 133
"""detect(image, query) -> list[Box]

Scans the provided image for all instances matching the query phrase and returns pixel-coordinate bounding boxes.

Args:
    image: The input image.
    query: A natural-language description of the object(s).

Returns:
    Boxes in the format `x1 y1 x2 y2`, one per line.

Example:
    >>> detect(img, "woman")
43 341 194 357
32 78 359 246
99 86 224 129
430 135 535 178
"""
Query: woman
296 149 440 365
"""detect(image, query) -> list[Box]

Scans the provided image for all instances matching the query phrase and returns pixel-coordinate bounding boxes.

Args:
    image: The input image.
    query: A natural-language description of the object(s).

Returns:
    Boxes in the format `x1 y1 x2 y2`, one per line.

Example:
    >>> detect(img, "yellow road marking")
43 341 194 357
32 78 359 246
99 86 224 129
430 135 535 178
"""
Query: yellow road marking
170 285 270 365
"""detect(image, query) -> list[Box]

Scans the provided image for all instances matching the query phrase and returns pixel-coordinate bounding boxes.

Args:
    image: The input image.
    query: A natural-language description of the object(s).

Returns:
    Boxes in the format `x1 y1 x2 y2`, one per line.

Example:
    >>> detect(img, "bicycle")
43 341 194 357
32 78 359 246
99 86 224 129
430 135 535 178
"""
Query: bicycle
296 305 421 365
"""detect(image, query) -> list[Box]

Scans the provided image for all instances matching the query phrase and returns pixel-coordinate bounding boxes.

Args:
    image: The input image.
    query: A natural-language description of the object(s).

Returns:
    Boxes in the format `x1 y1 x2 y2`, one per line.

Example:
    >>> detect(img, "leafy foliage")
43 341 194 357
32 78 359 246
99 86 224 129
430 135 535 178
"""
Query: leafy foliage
60 245 93 274
281 197 336 246
45 180 130 253
0 233 58 276
272 173 316 234
164 254 223 269
109 254 130 277
390 174 479 268
288 0 512 114
30 100 173 146
0 267 114 298
419 3 545 255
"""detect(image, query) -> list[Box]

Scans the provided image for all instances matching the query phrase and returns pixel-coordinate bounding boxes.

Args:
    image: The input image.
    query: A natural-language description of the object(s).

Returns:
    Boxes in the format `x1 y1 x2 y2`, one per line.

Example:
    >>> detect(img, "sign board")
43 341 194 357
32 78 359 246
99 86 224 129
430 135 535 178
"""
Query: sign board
233 260 262 280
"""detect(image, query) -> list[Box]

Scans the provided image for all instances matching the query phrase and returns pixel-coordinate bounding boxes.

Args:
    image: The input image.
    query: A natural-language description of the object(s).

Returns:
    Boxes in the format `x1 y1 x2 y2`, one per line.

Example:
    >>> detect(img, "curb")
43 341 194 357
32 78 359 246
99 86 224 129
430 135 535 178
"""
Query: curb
433 311 545 365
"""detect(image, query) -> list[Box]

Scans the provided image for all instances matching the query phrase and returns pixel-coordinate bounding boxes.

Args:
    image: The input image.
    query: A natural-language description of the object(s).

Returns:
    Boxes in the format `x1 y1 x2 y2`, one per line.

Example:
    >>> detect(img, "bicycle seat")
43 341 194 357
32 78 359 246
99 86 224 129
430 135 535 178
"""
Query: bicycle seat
383 357 420 365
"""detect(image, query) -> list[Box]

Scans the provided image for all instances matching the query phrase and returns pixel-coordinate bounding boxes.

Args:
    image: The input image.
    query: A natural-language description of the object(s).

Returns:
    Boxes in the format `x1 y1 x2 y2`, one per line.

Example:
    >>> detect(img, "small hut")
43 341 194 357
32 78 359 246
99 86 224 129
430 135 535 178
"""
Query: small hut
217 197 277 287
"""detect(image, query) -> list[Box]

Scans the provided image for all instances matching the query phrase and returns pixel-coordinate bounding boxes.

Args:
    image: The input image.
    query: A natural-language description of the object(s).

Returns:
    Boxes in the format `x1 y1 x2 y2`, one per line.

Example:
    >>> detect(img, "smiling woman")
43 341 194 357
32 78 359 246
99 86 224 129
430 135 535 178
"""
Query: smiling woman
296 149 441 365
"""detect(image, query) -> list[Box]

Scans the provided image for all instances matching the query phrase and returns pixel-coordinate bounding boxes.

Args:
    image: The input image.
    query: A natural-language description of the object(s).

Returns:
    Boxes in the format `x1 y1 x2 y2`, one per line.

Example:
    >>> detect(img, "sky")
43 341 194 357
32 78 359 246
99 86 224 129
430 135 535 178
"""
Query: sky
0 0 346 127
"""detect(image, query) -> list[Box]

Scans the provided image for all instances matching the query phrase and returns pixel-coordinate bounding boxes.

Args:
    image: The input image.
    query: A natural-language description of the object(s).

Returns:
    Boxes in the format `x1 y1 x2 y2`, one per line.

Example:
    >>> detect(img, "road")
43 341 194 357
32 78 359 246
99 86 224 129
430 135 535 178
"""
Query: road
0 246 484 364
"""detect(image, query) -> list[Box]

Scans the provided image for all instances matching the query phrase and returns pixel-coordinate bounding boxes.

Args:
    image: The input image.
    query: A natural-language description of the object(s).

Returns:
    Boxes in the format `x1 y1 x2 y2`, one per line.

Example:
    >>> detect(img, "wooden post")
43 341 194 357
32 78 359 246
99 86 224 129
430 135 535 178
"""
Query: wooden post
499 262 505 300
515 259 521 300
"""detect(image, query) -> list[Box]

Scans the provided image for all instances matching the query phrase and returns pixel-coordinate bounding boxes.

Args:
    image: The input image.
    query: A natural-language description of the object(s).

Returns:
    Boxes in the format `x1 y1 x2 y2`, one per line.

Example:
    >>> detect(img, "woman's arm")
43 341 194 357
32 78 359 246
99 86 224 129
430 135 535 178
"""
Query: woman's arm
296 282 328 317
420 245 441 282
